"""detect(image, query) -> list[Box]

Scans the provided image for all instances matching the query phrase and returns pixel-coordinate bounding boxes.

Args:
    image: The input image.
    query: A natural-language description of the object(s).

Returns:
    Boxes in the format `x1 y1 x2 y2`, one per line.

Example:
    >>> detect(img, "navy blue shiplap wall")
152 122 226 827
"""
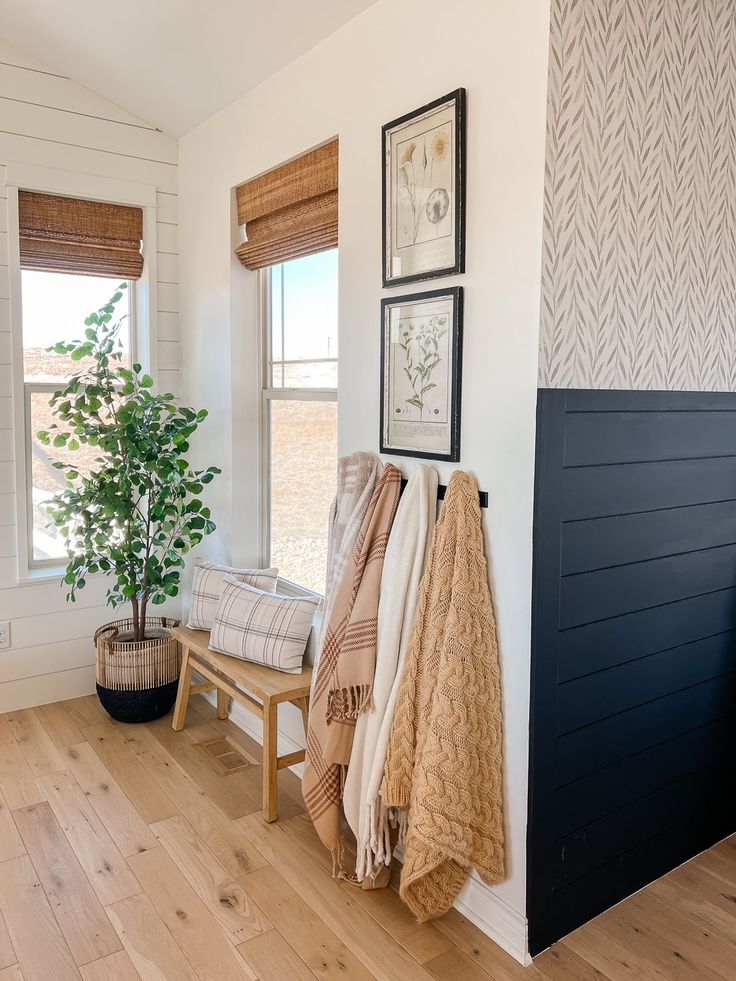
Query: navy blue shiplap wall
527 389 736 954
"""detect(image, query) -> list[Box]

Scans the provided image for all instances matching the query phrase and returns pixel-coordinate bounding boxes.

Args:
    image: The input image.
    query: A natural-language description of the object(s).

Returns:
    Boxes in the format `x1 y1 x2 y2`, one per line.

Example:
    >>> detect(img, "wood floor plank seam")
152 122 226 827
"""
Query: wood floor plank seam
279 812 454 966
236 929 319 980
0 965 25 980
235 812 438 981
36 769 141 907
0 854 82 980
150 814 272 944
0 909 16 971
104 892 200 981
237 864 375 981
12 800 123 966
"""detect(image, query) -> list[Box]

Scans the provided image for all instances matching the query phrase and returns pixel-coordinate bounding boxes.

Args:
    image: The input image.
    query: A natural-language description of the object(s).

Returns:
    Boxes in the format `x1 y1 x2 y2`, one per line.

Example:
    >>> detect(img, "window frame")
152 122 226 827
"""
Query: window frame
22 280 137 571
258 256 338 595
5 163 160 583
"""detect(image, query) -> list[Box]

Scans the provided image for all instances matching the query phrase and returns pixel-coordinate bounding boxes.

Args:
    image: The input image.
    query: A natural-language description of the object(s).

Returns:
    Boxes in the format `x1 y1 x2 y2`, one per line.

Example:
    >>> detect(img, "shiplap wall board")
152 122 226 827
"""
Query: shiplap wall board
539 0 736 391
0 45 180 712
528 389 736 952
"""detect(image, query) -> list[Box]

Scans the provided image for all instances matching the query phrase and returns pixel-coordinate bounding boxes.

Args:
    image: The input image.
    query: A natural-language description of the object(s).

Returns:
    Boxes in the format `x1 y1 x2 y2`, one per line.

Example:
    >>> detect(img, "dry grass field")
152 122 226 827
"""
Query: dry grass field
269 400 337 593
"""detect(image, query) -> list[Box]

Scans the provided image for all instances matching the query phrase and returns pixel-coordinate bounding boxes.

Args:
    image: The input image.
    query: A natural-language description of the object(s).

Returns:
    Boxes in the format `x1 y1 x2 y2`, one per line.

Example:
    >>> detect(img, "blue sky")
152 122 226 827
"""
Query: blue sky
272 248 338 361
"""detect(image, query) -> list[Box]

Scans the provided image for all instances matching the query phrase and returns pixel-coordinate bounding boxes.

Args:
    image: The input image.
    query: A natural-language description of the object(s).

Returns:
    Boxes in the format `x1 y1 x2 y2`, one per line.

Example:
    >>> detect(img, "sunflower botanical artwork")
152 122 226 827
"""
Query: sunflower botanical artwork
383 89 466 286
398 127 451 246
381 288 464 462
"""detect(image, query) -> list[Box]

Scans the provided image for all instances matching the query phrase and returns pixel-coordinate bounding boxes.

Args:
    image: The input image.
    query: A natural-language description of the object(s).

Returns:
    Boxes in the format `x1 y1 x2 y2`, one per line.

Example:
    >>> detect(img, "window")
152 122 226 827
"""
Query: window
262 249 338 594
21 270 133 565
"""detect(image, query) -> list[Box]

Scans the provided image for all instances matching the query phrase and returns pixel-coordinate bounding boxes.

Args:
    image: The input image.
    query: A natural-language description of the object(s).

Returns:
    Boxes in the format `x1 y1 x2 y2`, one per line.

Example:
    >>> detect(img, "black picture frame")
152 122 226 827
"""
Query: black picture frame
382 88 466 288
380 286 463 462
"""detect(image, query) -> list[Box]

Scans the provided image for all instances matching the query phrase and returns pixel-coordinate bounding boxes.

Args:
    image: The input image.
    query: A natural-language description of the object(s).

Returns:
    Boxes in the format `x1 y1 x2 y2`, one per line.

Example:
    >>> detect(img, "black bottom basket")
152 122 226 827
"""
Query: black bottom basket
96 679 179 724
95 616 180 724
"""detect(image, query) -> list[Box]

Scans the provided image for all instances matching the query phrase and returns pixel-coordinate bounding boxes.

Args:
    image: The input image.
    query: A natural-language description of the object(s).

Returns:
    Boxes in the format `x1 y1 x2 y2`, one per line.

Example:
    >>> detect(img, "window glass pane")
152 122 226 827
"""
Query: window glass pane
269 250 338 389
29 389 95 560
281 361 338 388
283 250 338 361
269 399 337 593
22 271 130 381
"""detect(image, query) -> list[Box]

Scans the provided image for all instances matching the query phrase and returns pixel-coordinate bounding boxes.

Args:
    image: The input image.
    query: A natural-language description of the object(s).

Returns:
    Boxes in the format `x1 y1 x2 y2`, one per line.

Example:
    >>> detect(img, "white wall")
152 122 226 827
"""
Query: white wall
0 42 180 711
179 0 550 959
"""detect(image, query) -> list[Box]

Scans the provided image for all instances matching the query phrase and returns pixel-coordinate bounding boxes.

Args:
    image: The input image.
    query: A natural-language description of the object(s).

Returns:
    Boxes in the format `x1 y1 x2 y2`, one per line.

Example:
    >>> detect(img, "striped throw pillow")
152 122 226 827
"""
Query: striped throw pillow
209 577 320 674
187 560 279 631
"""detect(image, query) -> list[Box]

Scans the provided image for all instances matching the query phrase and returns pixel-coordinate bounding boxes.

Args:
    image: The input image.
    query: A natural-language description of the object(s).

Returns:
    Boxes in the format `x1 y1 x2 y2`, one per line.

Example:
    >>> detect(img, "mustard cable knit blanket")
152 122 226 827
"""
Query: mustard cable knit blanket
382 470 505 921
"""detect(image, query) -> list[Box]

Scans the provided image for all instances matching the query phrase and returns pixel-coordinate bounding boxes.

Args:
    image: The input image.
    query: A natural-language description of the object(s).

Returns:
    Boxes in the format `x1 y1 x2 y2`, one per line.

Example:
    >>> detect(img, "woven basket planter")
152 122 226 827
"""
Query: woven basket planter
95 616 180 723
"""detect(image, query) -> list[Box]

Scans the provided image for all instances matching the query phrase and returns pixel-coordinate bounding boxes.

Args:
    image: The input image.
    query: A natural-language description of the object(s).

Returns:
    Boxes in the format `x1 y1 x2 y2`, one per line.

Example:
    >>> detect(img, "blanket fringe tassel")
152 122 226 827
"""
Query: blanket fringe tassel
326 684 374 723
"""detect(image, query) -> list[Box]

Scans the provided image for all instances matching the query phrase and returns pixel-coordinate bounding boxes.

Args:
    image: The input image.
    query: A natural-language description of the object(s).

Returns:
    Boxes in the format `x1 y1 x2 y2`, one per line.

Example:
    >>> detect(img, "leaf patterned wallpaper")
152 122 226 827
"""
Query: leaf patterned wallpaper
538 0 736 391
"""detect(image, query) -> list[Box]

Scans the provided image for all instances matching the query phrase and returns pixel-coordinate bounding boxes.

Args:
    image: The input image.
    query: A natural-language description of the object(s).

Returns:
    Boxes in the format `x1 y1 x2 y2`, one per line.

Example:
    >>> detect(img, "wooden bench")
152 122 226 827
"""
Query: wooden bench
170 625 312 822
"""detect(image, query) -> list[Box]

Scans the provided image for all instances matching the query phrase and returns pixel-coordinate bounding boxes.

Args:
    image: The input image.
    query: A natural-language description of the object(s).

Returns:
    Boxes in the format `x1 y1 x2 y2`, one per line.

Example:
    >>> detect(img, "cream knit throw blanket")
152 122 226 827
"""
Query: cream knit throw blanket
343 464 438 883
303 463 401 869
382 470 505 921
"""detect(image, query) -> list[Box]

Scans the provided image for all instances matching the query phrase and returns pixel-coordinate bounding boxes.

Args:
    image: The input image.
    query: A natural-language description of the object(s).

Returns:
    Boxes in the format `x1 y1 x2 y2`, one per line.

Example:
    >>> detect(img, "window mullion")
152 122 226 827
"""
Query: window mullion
263 388 337 402
280 263 285 388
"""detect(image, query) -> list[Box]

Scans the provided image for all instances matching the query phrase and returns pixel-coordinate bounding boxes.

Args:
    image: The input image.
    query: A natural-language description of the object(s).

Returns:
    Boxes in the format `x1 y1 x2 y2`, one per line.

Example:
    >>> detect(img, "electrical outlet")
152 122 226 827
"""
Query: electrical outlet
0 621 9 651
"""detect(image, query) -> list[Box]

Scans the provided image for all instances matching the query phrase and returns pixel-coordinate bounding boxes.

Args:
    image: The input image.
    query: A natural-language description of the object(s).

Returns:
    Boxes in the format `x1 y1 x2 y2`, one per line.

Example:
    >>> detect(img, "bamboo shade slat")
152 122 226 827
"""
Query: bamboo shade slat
19 191 144 279
235 140 338 269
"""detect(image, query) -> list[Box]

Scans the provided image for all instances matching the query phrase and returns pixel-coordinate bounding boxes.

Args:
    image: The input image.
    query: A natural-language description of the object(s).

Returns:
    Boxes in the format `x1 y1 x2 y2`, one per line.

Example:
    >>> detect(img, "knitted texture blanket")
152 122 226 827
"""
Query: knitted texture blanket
382 471 505 920
343 464 438 883
303 462 401 868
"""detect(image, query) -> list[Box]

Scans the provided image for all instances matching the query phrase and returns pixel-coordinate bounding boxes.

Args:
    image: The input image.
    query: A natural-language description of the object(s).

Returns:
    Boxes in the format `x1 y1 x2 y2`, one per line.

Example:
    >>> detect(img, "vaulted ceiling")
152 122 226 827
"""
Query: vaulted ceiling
0 0 379 136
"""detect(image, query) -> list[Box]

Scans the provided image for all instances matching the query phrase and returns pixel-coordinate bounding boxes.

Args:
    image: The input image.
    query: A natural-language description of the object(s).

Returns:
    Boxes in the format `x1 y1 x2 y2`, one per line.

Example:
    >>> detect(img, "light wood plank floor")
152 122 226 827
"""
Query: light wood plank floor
0 694 734 980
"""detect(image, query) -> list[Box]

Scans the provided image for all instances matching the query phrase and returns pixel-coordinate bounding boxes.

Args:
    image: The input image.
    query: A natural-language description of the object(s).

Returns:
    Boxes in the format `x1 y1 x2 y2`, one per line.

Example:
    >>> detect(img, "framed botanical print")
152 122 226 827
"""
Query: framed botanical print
382 88 466 287
380 287 463 462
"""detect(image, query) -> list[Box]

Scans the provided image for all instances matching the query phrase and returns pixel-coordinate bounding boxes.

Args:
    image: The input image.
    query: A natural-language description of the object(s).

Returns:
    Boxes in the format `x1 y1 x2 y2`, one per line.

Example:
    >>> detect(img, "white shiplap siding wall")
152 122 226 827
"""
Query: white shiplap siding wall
0 43 180 711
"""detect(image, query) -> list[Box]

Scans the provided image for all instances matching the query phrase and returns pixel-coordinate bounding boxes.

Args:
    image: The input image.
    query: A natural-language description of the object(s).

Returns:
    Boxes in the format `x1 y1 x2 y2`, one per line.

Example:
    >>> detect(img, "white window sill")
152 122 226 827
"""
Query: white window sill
274 576 324 668
18 565 104 587
275 575 324 602
16 564 67 586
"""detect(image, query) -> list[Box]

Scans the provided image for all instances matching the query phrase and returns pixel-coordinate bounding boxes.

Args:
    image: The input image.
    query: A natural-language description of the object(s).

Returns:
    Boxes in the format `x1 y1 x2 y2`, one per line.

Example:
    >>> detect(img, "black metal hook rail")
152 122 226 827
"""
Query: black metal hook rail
399 477 489 509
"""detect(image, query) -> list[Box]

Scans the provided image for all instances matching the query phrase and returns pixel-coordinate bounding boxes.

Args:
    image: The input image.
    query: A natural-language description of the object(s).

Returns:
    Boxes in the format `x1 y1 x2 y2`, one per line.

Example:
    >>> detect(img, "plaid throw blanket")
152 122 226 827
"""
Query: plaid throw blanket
303 462 402 870
311 452 381 679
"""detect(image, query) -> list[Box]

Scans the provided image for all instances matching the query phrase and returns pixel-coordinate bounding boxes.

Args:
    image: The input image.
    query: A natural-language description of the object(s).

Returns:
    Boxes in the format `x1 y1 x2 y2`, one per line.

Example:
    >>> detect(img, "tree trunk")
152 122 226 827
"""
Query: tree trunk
138 593 148 641
131 594 140 643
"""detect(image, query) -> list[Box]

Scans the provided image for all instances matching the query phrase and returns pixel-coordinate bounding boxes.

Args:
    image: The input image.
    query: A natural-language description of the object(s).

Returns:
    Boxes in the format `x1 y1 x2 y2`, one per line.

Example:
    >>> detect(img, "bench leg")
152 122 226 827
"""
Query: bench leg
296 696 309 738
171 646 193 731
216 688 230 721
262 698 278 823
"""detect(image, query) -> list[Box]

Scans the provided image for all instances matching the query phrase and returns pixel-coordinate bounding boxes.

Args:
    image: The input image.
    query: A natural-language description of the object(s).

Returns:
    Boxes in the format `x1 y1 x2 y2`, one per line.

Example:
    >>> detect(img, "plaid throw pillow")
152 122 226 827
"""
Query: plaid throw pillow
209 577 320 674
187 560 279 631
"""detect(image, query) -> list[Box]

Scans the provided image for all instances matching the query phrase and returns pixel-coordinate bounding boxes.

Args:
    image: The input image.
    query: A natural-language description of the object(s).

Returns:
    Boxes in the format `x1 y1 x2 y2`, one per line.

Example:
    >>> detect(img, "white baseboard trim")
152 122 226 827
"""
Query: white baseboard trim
207 690 529 965
0 665 96 714
455 875 530 965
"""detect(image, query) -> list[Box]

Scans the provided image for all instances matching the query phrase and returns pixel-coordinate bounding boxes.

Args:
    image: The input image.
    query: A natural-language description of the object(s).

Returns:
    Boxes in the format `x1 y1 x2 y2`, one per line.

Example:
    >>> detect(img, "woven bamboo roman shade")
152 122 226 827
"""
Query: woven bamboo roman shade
18 191 144 279
235 140 338 269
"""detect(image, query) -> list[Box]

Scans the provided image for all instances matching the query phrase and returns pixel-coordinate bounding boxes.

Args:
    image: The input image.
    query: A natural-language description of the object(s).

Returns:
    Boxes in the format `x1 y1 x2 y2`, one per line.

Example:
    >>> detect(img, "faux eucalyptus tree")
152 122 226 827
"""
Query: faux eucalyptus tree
37 283 220 642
